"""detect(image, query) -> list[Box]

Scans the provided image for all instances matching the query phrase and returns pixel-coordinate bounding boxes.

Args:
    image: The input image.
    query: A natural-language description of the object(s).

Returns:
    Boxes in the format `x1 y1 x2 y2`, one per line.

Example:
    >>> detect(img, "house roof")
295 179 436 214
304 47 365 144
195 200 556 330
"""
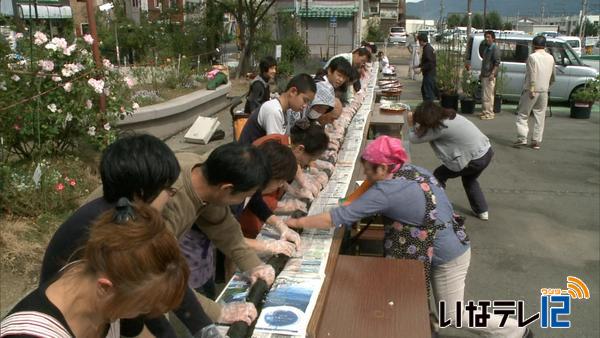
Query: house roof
280 6 359 18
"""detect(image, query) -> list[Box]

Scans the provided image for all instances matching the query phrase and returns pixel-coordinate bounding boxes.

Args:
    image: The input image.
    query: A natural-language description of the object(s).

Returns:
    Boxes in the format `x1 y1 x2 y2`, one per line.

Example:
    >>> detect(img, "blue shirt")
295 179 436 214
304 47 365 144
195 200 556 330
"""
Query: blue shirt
330 165 469 266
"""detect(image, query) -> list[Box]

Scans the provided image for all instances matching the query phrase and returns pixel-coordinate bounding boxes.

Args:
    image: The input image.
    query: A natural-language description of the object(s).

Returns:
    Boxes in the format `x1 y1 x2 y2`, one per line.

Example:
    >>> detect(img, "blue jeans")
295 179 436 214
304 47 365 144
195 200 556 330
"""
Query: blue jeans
421 73 438 102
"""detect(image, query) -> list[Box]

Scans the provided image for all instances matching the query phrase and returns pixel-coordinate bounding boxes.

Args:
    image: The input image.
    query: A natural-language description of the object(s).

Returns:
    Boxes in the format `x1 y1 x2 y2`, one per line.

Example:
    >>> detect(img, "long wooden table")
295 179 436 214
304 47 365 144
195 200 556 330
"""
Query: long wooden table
304 75 429 337
315 256 430 338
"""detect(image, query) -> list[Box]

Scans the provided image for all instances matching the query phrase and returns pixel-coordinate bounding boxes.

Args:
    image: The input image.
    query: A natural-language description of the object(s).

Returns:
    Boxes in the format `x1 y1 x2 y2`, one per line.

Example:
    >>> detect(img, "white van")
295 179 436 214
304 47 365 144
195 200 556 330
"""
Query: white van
466 34 599 102
558 36 582 57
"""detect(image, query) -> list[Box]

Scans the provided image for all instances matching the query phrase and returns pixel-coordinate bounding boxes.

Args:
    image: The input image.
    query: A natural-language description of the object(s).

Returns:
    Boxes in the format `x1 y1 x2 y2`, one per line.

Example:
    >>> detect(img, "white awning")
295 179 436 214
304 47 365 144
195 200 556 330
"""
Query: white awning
18 5 72 19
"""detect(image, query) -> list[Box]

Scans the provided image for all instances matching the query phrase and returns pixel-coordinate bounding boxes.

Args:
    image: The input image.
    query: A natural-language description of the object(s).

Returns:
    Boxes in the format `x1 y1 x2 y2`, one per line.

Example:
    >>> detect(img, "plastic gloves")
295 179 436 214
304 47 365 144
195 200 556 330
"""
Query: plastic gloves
275 198 308 214
260 239 296 257
275 220 302 248
195 324 224 338
248 263 275 286
218 302 257 325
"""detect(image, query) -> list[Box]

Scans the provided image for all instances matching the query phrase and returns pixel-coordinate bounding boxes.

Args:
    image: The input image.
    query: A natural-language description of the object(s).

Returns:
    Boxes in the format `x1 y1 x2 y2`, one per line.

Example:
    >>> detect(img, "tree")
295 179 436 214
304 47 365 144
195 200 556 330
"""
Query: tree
366 18 385 42
471 13 483 29
574 19 599 37
502 22 513 30
485 11 502 30
447 14 461 28
217 0 277 78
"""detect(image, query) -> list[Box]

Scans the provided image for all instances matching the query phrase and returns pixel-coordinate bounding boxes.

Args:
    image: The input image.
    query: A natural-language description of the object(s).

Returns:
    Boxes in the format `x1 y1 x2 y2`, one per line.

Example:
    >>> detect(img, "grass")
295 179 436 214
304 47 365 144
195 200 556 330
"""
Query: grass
0 154 101 311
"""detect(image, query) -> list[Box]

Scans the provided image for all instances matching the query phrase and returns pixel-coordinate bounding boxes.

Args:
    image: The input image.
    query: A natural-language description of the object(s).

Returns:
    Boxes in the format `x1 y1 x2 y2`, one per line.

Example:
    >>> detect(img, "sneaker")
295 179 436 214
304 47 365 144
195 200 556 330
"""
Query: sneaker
476 112 485 117
480 115 495 120
476 211 489 221
513 140 527 148
531 141 541 150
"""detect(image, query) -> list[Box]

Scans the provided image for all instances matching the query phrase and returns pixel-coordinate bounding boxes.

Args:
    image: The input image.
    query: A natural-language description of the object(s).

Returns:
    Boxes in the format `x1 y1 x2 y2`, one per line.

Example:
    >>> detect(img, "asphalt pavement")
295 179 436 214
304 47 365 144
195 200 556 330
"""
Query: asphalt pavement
384 45 600 338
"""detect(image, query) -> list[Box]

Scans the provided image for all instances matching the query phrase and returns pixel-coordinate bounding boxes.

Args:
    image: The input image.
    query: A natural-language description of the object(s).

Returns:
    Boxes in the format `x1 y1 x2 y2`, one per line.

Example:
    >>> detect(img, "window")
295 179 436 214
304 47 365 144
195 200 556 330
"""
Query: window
548 41 582 66
370 6 378 14
481 39 530 63
80 23 89 35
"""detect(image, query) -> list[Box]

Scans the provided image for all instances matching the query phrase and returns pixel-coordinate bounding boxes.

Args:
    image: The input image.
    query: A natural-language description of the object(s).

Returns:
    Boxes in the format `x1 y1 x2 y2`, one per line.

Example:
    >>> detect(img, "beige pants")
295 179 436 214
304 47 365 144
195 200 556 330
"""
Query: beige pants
516 90 548 143
481 76 496 116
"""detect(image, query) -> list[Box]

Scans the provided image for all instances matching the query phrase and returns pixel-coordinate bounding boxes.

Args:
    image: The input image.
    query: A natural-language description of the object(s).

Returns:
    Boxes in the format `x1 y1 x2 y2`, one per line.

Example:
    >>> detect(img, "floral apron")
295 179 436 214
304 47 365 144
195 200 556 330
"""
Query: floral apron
382 165 470 295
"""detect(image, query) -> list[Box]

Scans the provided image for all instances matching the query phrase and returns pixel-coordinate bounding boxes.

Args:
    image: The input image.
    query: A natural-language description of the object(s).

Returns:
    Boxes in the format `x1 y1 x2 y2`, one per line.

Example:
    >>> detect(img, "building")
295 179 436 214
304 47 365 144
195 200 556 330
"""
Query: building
1 0 74 36
544 15 600 35
378 0 405 35
276 0 362 58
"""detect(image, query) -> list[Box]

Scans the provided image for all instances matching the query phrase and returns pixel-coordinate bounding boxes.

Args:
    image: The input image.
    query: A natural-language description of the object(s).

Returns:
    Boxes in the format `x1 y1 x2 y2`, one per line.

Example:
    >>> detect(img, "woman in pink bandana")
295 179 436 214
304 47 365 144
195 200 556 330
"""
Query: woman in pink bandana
286 136 530 338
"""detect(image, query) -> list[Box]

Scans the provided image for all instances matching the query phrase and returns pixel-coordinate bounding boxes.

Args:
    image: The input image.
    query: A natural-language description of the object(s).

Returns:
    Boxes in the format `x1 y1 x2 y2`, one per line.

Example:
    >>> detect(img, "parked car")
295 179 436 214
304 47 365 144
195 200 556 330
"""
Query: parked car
466 34 599 103
558 36 582 57
388 27 407 44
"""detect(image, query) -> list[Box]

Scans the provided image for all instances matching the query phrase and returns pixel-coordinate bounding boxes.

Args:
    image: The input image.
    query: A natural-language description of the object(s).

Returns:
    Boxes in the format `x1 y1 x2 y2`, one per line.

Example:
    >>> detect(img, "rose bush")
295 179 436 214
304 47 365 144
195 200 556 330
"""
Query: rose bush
0 32 138 159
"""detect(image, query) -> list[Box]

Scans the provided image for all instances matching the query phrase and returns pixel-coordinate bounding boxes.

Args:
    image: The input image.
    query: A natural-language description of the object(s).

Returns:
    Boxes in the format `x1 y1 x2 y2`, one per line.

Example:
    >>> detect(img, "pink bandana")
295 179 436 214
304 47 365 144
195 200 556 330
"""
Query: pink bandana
361 136 408 173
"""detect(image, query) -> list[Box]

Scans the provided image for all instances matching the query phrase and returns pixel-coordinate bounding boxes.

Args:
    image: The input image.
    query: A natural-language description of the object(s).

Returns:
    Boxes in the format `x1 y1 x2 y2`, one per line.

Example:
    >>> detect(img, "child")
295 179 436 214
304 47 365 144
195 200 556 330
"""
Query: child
239 73 316 144
244 56 277 114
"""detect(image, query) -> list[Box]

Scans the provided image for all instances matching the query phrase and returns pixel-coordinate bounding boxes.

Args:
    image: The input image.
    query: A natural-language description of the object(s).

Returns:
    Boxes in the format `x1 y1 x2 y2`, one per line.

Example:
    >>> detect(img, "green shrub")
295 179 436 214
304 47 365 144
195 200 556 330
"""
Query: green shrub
0 156 99 217
0 31 136 160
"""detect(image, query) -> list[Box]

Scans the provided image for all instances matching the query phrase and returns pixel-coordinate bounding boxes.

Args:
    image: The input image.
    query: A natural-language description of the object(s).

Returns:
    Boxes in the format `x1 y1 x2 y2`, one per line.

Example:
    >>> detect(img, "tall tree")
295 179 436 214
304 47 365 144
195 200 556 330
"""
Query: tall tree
447 14 461 28
486 11 502 30
217 0 277 78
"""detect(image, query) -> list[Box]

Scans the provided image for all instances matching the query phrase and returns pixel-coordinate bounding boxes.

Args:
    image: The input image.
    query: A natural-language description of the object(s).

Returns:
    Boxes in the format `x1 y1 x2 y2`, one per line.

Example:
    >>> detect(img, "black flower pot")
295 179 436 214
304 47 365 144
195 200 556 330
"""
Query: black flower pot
493 95 502 113
570 101 592 119
460 98 476 114
441 93 459 111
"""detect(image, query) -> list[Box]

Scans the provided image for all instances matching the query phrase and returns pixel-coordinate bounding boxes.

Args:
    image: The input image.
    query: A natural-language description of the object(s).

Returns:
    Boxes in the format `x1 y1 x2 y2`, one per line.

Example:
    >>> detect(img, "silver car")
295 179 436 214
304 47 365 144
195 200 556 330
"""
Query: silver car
467 34 599 102
389 27 407 44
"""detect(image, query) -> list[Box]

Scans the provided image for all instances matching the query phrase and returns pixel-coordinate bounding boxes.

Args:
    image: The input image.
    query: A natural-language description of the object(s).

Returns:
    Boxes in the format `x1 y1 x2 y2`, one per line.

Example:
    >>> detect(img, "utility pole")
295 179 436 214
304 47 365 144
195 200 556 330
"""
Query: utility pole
439 0 445 31
483 0 487 31
541 0 545 25
85 0 106 112
467 0 472 37
579 0 588 41
304 0 308 45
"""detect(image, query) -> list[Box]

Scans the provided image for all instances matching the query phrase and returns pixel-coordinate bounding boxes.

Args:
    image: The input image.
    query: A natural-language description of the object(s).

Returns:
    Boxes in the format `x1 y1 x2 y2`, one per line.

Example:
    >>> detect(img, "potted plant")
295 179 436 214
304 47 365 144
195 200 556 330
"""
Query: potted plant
570 75 600 119
436 51 461 110
460 71 479 114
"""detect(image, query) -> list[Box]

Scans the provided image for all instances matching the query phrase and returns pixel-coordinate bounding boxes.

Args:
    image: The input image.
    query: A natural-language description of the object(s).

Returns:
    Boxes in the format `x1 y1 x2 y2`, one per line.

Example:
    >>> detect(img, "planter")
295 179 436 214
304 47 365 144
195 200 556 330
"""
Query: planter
570 101 593 119
494 95 502 113
460 98 476 114
441 93 459 111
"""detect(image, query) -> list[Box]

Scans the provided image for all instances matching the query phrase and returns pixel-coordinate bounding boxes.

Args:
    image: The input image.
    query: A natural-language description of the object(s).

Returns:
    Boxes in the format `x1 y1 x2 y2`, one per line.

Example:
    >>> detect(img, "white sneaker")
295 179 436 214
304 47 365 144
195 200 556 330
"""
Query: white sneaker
477 211 489 221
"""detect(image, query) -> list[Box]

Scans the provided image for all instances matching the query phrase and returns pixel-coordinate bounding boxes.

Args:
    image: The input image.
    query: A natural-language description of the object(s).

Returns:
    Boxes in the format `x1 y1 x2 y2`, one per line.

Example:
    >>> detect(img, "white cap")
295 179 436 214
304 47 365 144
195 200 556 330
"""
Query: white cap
310 81 335 109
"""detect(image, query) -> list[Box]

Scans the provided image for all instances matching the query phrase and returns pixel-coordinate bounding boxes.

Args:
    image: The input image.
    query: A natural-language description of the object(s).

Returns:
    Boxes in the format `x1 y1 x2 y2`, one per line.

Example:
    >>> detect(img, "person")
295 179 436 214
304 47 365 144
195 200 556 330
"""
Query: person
39 138 265 337
407 33 420 80
478 31 501 120
514 35 556 150
285 136 531 338
38 134 220 338
238 73 316 144
1 200 190 338
377 51 395 75
181 141 301 294
237 122 330 239
324 47 372 99
161 143 276 322
244 56 277 114
416 33 437 102
306 81 341 126
407 101 494 221
324 47 371 71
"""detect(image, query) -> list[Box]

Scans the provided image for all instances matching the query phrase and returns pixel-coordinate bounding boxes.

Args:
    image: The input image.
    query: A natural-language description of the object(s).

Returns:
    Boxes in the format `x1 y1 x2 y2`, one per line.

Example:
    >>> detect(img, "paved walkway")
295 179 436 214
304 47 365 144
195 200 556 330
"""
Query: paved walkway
385 47 600 337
